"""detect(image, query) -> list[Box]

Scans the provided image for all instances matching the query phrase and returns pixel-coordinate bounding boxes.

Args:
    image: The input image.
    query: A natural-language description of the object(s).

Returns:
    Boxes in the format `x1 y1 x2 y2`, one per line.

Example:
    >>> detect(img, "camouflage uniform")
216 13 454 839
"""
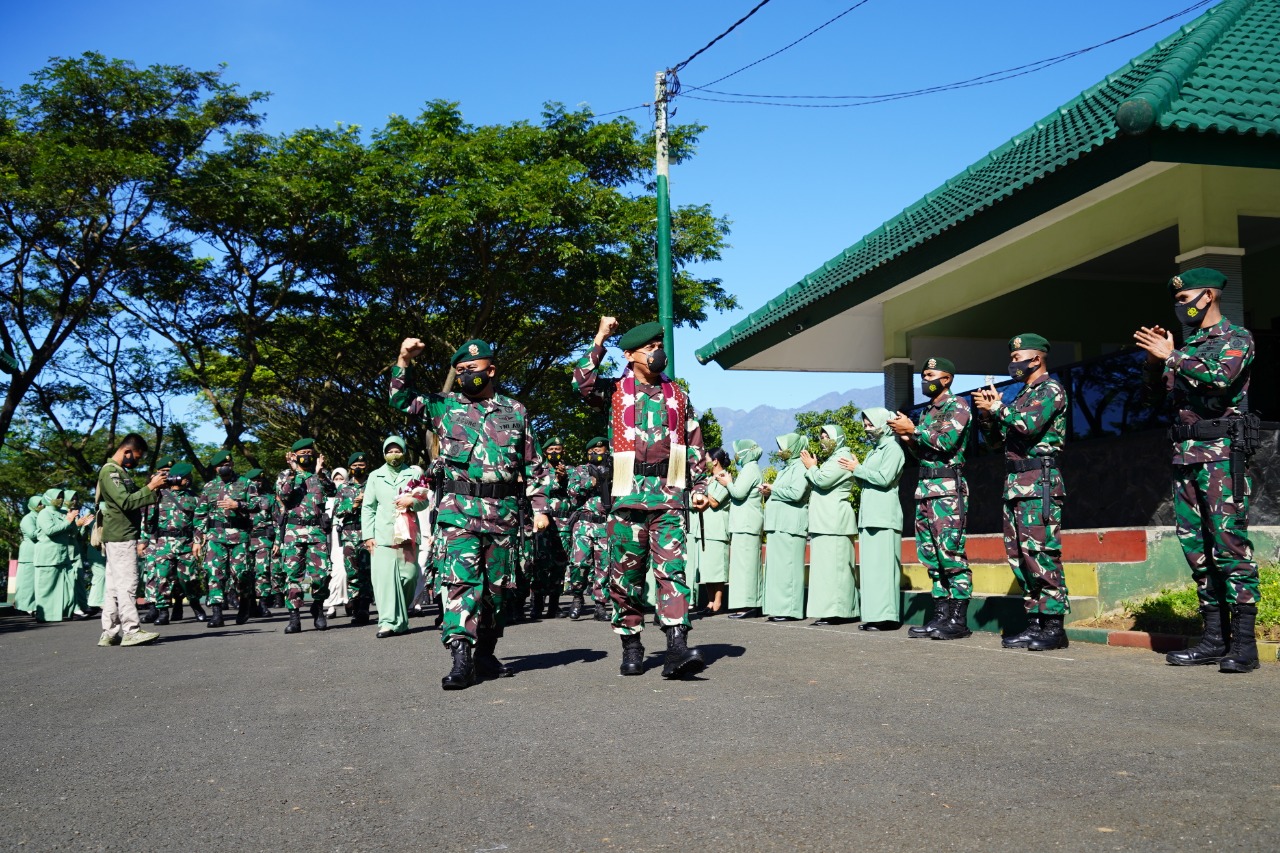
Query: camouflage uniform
909 392 974 600
981 375 1070 616
566 463 610 609
275 467 337 611
245 481 277 601
573 345 707 636
531 463 573 607
333 479 372 605
141 486 201 608
388 364 550 646
195 476 252 605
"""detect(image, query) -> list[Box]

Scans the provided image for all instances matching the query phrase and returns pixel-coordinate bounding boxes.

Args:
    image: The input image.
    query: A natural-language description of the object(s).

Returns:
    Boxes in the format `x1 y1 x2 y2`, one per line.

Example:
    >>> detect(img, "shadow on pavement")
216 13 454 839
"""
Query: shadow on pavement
0 612 47 634
157 628 265 642
504 647 608 671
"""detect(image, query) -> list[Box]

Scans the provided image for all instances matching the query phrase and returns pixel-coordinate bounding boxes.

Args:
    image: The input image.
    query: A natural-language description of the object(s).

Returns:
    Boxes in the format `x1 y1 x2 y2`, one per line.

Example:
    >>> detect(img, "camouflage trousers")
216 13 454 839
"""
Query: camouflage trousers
204 531 248 605
278 525 330 612
606 508 691 636
340 532 372 602
141 543 161 604
568 518 609 605
531 519 569 594
915 494 972 600
438 524 512 646
247 531 276 598
1002 497 1069 615
151 537 202 603
1174 461 1258 607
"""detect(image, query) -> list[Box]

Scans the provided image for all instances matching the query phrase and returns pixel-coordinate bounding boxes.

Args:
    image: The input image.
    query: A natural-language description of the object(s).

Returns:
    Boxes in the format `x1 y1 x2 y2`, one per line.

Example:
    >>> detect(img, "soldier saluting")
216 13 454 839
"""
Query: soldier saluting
1135 268 1265 673
390 336 551 690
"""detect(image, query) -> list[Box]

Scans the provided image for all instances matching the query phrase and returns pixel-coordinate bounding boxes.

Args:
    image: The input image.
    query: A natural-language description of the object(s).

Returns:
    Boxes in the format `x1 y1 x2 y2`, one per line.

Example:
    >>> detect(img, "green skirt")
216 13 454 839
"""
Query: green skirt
806 534 857 619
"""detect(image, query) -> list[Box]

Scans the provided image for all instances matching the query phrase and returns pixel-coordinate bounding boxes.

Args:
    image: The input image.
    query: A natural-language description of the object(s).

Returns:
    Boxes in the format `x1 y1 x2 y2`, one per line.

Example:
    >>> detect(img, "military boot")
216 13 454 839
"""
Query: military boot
283 610 301 634
171 594 184 622
235 591 255 625
1219 604 1260 673
474 630 513 679
1001 615 1040 649
544 593 561 620
661 625 706 679
528 592 545 622
154 606 170 626
206 604 225 629
569 591 585 621
351 595 371 626
1167 605 1229 666
313 603 329 631
619 634 645 676
441 639 475 690
189 598 207 622
257 598 273 618
909 598 949 639
141 603 159 624
1028 615 1069 651
932 599 972 641
595 600 612 622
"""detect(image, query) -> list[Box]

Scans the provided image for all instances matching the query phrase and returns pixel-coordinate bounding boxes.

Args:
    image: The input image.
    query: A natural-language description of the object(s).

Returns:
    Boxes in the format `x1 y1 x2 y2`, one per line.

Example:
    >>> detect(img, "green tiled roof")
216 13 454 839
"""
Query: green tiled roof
697 0 1279 367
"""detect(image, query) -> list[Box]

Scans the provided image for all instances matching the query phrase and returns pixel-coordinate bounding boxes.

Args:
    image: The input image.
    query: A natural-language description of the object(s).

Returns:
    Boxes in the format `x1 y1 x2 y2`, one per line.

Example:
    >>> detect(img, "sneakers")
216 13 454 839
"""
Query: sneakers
98 632 121 647
120 629 160 647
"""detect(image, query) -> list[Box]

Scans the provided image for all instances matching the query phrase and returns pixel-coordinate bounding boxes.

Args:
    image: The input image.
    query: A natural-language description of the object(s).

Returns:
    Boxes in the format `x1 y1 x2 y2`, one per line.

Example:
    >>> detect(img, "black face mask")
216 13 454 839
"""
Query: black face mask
296 455 316 471
456 368 492 396
646 348 668 374
1007 358 1038 381
217 465 235 482
587 452 606 466
350 468 366 482
920 376 947 399
1175 289 1211 327
546 451 563 466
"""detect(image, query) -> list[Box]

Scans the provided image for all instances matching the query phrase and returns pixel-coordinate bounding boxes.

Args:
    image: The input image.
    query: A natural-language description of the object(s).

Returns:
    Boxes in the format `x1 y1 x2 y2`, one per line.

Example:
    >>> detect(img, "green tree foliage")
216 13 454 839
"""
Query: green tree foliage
791 402 873 510
698 408 724 453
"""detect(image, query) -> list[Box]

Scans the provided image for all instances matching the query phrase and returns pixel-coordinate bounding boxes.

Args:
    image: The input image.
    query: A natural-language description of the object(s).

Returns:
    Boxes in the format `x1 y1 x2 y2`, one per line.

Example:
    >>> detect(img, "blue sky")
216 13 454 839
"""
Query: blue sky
4 0 1210 416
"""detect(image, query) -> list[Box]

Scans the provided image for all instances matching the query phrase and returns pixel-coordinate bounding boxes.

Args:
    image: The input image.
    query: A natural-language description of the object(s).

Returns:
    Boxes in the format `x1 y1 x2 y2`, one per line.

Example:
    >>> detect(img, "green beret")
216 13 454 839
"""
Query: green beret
347 452 366 466
541 437 564 452
290 438 315 452
1009 333 1050 354
451 339 493 366
209 450 231 466
169 462 194 477
920 356 956 375
243 467 263 479
585 436 608 451
1169 267 1228 293
156 455 176 469
618 321 664 352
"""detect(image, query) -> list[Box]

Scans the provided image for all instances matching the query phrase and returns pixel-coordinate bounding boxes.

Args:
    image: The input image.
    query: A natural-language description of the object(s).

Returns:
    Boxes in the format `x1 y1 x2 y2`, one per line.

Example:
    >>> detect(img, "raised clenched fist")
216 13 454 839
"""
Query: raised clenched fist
399 337 427 362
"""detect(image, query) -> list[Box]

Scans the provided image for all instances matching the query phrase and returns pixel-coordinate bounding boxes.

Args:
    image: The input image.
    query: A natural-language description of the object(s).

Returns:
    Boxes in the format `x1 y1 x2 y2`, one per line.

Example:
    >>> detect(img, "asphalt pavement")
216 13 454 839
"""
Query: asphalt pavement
1 604 1277 852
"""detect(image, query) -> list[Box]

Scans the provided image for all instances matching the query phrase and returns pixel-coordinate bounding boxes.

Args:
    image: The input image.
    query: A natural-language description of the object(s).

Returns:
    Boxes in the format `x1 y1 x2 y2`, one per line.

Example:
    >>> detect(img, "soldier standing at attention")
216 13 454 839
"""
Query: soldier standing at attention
144 462 200 625
242 468 275 618
274 439 337 634
194 450 252 629
1135 268 1263 673
573 317 709 679
389 337 551 690
887 356 975 641
532 437 572 620
335 452 373 626
565 437 612 621
974 334 1071 652
139 455 176 624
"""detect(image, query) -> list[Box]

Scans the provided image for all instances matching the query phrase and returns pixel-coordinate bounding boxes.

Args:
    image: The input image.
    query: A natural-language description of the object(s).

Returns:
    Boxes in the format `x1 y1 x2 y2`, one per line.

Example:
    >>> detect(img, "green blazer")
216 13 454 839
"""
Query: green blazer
699 481 731 542
726 461 764 535
35 506 75 567
764 460 810 535
360 464 430 547
853 436 906 531
806 449 857 535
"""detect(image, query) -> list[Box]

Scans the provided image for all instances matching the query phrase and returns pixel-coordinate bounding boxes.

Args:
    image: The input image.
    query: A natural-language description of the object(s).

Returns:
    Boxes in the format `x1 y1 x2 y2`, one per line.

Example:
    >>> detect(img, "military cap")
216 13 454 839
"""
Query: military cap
290 438 315 453
169 462 194 478
155 455 176 469
451 339 493 366
209 449 231 466
585 436 608 450
347 452 366 466
541 437 564 452
618 321 663 352
921 356 956 376
243 467 263 479
1009 333 1050 354
1169 267 1228 294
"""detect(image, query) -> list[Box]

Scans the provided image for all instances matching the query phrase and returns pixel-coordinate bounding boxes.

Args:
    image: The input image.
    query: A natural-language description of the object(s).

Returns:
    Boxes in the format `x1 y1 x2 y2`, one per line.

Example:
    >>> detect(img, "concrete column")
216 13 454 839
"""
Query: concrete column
883 358 914 411
1175 246 1245 326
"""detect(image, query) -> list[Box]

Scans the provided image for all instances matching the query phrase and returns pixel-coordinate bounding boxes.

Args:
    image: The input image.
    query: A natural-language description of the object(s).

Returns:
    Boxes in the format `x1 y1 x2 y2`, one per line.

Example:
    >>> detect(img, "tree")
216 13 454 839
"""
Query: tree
792 402 873 510
0 53 262 454
699 408 724 453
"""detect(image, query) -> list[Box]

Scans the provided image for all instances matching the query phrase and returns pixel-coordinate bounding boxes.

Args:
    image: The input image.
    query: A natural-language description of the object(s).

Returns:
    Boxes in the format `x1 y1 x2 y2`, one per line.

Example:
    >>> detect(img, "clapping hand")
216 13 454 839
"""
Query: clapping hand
837 454 860 471
1133 325 1174 363
973 385 1001 413
887 412 915 437
799 449 817 469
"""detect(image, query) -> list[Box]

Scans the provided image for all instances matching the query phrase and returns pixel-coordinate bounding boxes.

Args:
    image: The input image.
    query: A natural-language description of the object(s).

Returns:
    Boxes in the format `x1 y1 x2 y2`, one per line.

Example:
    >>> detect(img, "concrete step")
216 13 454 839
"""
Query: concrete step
901 590 1100 635
898 527 1148 565
900 562 1099 597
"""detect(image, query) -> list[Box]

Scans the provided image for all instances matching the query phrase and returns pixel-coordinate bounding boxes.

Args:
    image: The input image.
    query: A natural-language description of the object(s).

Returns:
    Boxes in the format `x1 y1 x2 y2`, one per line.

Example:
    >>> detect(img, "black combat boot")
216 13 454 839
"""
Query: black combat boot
474 630 513 679
257 598 273 618
154 606 170 626
206 604 225 628
932 599 972 641
141 603 159 624
1219 603 1260 673
909 598 950 638
313 604 329 631
569 591 585 621
619 634 645 676
545 592 561 620
284 610 301 634
441 639 475 690
235 591 255 625
1167 605 1229 665
1028 615 1069 651
661 625 706 679
351 595 371 626
171 594 184 622
189 598 207 622
1002 615 1040 649
595 600 612 622
528 592 544 621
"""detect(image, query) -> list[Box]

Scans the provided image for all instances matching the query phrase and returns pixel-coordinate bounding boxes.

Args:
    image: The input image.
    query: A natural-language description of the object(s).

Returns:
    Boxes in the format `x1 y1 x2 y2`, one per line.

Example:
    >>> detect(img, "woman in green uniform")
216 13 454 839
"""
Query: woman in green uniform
695 448 732 615
15 495 42 615
842 408 906 630
802 425 858 625
724 439 764 619
361 436 431 638
34 488 78 622
763 432 811 622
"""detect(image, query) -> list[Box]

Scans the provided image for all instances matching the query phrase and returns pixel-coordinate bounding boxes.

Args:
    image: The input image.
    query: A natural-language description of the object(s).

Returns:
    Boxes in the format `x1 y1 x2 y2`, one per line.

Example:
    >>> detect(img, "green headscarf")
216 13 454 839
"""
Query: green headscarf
821 424 847 449
43 487 64 507
776 432 807 462
732 439 762 465
62 489 77 505
27 495 43 512
861 407 894 442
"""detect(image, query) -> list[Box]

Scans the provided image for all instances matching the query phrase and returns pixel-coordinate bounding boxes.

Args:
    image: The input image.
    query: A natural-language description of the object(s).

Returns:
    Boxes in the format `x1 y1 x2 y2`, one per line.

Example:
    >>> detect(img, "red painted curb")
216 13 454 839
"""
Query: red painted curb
1106 630 1188 652
901 528 1148 565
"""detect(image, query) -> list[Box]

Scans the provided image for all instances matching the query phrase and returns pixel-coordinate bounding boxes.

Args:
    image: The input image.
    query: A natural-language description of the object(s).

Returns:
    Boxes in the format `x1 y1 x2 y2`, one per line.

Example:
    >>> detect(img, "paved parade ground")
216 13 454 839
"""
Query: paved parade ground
2 606 1277 852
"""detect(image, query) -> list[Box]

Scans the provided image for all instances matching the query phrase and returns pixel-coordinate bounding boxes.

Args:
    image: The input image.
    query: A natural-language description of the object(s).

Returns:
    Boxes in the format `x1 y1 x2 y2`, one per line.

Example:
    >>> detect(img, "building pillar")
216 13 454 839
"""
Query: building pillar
883 358 914 411
1174 246 1245 325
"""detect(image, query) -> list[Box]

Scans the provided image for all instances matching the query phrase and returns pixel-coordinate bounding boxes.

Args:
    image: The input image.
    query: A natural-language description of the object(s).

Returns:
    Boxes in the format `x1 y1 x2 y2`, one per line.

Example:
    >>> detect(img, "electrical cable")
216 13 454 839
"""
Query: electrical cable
671 0 776 74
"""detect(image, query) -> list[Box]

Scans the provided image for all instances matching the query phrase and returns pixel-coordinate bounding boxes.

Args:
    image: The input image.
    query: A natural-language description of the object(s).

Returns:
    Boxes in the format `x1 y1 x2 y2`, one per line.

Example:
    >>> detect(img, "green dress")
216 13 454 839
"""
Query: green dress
34 492 77 622
727 441 764 609
15 498 41 613
853 408 906 623
763 433 810 619
696 481 730 584
805 425 858 619
361 439 430 635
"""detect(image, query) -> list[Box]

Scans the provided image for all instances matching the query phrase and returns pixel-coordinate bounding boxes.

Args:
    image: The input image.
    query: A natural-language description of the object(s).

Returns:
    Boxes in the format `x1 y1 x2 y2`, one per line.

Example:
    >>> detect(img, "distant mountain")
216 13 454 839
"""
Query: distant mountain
708 386 883 452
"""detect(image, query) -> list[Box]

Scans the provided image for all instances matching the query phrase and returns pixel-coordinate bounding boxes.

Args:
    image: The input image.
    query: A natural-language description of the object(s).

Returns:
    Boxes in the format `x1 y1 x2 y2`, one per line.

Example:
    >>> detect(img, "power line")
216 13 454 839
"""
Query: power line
675 0 1212 108
671 0 776 74
590 102 652 118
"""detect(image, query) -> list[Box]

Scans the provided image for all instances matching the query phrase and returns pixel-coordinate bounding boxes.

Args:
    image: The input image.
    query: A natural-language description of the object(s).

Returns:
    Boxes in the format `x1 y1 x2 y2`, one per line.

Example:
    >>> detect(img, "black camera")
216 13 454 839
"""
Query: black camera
165 475 185 486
